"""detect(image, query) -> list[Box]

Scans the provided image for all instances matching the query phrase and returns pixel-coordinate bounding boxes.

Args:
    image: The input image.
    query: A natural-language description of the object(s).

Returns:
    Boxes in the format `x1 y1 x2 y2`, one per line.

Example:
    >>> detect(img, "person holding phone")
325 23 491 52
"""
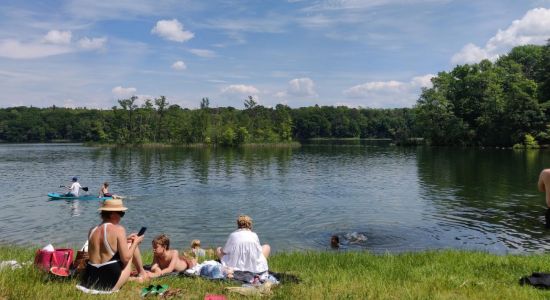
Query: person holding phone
78 199 148 292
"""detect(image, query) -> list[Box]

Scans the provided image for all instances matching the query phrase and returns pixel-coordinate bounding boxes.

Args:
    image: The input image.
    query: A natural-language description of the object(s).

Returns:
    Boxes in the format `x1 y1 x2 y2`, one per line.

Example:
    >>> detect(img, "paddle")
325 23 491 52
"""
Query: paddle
59 185 89 192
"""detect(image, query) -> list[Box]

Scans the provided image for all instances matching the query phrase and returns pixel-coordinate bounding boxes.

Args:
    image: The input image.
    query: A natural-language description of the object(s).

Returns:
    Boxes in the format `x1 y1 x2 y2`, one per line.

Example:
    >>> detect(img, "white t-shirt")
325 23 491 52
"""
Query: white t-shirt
221 229 268 273
70 182 81 196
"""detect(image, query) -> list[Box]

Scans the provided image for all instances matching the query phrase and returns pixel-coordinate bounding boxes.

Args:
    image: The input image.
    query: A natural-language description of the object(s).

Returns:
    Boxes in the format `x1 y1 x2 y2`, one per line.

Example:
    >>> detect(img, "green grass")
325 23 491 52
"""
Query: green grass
1 247 550 299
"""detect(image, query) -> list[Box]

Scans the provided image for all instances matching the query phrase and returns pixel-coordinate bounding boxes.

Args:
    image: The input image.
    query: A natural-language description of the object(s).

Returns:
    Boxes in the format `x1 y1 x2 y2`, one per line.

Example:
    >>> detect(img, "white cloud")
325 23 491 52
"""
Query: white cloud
452 8 550 65
204 18 286 34
298 14 336 29
171 60 187 70
305 0 451 11
410 74 435 88
275 77 318 99
188 48 217 58
63 99 77 108
151 19 194 43
78 37 107 50
63 0 191 21
0 32 107 59
112 86 137 97
42 30 72 44
221 84 260 96
0 39 72 59
287 77 317 97
343 74 434 108
451 43 491 65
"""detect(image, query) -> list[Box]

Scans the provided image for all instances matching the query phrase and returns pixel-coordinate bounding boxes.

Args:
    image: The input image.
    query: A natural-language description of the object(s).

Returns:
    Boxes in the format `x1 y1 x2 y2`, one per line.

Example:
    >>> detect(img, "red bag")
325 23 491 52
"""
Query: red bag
34 248 74 272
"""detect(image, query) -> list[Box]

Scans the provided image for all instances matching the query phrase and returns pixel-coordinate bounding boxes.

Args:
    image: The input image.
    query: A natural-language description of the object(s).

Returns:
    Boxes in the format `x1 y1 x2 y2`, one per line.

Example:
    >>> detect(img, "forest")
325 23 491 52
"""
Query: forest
0 43 549 147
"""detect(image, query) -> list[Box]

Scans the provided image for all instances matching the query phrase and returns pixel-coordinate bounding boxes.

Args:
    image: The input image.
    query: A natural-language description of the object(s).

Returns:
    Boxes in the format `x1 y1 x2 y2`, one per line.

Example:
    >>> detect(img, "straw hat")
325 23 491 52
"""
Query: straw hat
98 199 128 212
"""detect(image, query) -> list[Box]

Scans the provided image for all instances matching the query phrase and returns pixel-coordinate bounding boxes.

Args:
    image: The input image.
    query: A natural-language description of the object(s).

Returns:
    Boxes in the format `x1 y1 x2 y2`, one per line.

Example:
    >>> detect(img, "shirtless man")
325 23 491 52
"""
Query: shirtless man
537 169 550 228
146 234 196 279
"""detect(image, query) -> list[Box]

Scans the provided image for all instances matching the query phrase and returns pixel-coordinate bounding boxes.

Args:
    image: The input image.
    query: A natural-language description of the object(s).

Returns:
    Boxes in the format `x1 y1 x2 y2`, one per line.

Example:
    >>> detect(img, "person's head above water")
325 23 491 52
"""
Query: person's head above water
330 235 340 249
103 182 109 187
72 177 78 182
237 215 253 230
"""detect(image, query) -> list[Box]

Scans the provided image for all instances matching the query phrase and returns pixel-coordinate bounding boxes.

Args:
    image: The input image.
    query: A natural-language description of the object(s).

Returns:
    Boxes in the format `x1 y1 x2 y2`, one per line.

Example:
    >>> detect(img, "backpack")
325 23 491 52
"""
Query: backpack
519 272 550 289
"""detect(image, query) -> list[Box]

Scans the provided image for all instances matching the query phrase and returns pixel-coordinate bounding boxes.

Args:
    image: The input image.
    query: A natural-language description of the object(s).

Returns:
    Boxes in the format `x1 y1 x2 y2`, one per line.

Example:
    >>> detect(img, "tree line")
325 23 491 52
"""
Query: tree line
416 42 550 146
0 96 414 145
0 43 548 147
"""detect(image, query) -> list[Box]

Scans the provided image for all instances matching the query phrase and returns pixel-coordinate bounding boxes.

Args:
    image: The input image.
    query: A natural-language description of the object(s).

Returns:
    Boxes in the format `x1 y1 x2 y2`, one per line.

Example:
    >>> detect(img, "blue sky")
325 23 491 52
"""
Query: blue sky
0 0 549 109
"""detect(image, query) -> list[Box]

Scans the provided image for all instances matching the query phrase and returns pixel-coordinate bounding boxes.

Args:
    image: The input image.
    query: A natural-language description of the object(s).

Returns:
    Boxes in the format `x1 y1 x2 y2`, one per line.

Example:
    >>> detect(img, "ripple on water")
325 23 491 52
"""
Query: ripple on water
0 144 549 253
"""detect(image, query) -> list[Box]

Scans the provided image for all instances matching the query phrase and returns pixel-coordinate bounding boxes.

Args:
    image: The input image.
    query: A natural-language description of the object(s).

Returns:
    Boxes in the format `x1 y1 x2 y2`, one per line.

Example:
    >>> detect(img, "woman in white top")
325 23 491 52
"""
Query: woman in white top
216 215 271 273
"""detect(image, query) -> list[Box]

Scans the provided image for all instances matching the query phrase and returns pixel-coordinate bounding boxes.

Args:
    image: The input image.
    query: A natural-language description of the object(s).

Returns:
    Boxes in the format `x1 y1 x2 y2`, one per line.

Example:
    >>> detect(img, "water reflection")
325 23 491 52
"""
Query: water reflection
416 147 550 253
2 143 550 254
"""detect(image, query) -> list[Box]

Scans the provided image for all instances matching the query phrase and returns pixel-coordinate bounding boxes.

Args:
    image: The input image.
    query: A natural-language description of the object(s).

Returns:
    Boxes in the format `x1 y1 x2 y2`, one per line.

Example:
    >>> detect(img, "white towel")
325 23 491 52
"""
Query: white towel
75 284 117 295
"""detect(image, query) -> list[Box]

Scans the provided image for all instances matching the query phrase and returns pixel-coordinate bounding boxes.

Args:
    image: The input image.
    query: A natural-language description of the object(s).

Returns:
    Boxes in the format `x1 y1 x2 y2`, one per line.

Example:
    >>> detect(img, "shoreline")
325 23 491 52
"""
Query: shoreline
1 246 548 299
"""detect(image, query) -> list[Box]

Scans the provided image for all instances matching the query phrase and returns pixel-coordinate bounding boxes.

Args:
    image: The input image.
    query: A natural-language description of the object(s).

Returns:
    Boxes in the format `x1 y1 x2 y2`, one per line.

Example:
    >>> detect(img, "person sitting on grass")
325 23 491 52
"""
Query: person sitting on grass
79 199 148 292
191 239 206 257
145 234 196 279
216 215 271 274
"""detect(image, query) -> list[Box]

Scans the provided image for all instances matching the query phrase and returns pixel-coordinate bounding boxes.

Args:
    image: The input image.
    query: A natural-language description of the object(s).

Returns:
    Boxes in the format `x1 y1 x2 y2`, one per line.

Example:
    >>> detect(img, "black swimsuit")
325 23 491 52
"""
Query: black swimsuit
80 224 123 291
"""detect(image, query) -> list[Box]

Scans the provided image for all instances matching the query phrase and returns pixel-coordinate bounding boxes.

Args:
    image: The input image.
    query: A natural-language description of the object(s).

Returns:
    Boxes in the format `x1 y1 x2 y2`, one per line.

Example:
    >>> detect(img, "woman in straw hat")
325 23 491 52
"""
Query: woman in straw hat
79 199 148 291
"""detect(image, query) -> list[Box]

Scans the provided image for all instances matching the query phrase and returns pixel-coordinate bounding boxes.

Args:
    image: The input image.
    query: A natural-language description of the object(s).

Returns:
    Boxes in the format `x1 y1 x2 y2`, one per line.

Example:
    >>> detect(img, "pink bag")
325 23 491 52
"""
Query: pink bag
34 248 74 272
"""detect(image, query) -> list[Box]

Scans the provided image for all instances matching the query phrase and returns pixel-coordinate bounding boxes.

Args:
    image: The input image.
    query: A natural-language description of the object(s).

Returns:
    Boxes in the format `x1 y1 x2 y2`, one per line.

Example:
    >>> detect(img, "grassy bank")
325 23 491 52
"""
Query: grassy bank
1 247 550 299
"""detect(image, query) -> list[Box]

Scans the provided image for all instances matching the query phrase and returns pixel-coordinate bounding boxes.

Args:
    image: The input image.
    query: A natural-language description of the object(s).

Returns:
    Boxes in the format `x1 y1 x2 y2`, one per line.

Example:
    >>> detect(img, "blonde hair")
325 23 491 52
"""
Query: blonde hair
153 234 170 250
237 215 253 230
191 239 201 248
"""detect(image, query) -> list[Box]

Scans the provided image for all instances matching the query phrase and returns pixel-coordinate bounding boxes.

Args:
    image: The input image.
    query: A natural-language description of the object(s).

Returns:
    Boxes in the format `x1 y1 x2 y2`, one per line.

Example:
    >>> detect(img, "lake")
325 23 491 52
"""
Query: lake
1 142 550 254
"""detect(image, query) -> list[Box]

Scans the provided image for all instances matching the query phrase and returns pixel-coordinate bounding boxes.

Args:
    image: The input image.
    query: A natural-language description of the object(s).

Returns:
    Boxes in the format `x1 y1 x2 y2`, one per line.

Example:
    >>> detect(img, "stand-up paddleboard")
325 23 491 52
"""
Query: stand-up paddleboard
48 193 112 201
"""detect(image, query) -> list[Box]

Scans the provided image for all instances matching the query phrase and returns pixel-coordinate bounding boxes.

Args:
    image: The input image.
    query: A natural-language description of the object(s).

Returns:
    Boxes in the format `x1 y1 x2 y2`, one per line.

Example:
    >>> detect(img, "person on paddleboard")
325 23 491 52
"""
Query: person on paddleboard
99 182 113 198
66 177 83 197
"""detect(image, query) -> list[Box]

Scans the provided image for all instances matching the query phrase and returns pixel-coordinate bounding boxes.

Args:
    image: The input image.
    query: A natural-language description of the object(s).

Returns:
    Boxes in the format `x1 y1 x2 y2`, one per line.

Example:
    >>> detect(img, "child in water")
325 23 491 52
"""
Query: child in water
146 234 196 278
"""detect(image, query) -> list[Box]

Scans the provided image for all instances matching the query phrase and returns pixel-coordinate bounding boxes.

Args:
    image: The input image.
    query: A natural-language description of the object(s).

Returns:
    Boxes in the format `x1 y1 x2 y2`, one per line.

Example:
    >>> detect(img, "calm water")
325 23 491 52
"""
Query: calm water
1 142 550 254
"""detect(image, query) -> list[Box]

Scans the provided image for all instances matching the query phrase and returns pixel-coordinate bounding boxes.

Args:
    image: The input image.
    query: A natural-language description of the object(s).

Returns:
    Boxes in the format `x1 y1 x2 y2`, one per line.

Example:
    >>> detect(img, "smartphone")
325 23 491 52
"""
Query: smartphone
137 227 147 236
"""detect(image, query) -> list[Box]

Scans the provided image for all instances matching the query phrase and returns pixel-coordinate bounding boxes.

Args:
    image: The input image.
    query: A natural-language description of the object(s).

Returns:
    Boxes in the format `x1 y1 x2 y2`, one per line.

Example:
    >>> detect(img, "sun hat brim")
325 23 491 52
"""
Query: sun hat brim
98 206 128 212
98 199 128 212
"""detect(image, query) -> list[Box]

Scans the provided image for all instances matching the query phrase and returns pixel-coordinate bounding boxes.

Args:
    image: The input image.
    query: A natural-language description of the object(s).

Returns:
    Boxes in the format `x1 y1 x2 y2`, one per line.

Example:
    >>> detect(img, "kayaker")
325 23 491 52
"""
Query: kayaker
99 182 113 198
66 177 83 197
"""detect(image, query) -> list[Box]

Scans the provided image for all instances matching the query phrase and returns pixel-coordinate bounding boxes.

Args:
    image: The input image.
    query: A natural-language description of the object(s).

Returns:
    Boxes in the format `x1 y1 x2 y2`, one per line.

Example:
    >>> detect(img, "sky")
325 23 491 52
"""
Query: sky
0 0 549 109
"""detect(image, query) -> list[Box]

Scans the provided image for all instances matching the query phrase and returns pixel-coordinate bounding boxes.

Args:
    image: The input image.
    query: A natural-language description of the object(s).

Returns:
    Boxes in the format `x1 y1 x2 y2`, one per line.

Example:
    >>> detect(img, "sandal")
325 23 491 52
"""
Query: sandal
155 284 169 295
141 285 156 297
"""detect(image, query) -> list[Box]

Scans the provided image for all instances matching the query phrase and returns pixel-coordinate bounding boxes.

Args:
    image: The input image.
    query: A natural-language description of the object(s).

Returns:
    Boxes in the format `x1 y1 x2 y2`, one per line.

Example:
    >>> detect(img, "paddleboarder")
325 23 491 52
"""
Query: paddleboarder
66 177 83 197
